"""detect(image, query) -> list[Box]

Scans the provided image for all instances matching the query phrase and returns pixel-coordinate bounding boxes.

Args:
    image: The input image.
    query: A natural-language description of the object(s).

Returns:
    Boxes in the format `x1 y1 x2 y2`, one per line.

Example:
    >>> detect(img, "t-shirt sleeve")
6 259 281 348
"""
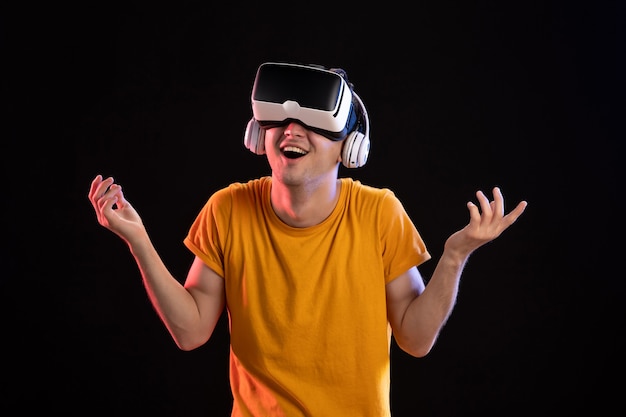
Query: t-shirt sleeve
379 191 431 284
183 188 231 278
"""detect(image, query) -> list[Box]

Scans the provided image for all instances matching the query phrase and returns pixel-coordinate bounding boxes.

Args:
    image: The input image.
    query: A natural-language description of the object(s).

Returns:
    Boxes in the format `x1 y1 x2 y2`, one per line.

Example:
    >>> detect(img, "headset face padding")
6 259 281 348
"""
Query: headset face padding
244 118 266 155
341 130 370 168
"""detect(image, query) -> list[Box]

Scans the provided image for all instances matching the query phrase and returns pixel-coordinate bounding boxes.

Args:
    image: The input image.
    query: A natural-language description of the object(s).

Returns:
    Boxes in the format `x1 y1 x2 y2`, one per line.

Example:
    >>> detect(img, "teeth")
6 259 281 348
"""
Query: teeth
283 146 307 154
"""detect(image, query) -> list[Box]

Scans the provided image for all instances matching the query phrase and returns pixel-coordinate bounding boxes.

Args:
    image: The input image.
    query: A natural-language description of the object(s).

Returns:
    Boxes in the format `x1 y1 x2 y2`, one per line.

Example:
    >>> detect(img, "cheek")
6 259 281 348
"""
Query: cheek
263 129 281 148
316 139 343 164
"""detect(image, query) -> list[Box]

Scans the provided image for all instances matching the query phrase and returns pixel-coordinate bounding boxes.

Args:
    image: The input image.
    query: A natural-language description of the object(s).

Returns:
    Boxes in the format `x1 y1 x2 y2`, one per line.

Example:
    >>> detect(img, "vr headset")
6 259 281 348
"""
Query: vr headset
244 62 370 168
251 62 357 140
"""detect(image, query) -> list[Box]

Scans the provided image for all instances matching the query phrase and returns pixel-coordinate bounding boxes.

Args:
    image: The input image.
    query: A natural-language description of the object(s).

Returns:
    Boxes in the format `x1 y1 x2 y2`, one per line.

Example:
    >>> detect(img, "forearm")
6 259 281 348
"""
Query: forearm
127 234 207 349
397 187 528 356
397 250 468 357
89 175 220 349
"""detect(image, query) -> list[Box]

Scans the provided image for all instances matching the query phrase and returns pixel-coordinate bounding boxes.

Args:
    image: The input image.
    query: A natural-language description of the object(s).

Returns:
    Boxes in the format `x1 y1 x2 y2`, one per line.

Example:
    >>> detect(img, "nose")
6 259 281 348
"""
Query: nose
284 121 306 138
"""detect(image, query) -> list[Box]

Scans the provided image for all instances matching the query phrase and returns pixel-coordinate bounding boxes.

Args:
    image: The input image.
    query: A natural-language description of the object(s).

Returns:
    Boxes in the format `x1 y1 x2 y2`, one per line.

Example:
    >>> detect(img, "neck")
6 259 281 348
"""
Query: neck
270 176 342 228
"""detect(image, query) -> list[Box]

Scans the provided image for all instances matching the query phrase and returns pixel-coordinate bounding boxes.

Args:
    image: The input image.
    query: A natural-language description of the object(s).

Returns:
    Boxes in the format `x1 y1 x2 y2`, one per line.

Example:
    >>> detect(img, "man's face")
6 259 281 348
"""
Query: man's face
264 121 344 187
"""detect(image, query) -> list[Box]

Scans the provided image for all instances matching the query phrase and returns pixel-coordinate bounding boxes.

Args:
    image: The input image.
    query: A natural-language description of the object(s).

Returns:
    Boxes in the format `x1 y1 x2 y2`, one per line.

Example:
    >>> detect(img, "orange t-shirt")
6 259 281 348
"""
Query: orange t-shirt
184 176 430 416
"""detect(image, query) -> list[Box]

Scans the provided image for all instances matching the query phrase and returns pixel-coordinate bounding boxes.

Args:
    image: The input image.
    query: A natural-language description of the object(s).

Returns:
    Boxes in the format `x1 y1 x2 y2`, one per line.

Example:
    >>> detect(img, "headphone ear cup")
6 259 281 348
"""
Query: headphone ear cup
342 131 370 168
244 119 266 155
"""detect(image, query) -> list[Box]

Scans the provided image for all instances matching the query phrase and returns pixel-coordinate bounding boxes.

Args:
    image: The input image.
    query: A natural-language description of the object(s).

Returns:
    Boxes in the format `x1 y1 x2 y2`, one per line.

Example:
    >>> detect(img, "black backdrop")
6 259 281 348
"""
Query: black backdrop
3 1 623 415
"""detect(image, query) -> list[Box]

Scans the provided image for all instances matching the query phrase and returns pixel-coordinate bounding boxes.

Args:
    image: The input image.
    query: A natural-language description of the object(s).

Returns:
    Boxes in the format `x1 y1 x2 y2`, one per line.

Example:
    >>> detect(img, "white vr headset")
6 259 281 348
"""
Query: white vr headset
244 62 370 168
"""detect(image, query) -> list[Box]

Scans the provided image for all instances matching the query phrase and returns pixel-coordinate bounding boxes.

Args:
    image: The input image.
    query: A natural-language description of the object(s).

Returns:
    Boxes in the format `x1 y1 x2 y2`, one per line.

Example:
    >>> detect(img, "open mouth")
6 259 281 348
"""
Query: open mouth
282 146 308 159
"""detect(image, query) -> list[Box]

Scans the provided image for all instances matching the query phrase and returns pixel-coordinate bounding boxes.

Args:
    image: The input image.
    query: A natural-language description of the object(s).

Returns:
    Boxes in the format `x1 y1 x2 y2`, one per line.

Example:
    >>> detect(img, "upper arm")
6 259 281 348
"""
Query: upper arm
385 266 425 335
183 256 226 340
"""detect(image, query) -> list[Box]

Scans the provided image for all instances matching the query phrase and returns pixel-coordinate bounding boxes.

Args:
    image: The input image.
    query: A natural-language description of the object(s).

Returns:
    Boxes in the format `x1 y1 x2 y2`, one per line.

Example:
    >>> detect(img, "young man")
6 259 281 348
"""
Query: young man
88 62 527 416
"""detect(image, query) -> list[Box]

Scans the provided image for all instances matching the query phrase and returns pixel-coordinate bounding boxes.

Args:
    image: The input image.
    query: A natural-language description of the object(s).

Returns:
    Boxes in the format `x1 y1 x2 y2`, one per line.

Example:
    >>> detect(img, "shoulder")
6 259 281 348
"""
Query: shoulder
340 177 404 215
198 177 269 220
211 176 269 201
341 177 396 202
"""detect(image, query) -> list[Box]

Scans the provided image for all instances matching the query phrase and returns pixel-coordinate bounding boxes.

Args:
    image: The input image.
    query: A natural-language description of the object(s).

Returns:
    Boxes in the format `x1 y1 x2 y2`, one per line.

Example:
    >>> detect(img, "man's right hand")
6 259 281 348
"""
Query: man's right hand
88 174 146 244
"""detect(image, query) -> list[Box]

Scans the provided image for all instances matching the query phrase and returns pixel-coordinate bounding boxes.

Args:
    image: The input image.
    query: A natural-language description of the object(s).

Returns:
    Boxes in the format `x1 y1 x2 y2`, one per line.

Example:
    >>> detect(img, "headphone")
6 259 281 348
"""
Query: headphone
243 92 370 169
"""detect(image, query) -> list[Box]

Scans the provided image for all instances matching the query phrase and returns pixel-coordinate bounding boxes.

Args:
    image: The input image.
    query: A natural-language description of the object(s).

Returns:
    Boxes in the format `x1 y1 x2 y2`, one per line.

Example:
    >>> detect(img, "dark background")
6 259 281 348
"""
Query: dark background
3 1 624 415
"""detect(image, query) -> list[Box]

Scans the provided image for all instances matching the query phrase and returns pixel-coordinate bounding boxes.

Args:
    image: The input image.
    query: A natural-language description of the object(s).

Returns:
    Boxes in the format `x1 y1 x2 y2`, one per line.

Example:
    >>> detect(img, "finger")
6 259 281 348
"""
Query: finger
90 176 112 216
93 177 116 204
504 201 528 225
492 187 504 217
96 184 120 212
88 174 103 200
466 201 481 224
114 187 129 209
475 190 492 218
